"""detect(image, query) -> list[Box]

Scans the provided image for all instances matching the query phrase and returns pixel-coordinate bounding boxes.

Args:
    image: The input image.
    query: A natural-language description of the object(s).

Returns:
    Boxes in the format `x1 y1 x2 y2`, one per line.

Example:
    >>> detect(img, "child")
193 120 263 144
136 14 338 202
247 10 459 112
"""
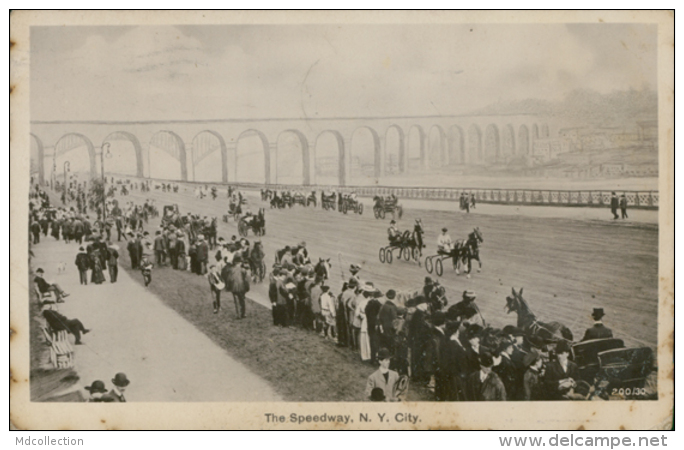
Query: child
140 256 154 287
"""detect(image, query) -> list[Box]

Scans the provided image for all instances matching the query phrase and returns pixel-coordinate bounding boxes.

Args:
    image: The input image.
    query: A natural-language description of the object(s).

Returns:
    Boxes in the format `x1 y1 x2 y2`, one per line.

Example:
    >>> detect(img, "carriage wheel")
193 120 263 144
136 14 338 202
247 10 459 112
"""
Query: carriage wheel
403 246 411 261
425 256 434 274
386 248 393 264
412 247 421 261
358 203 364 215
374 208 380 219
379 247 386 263
397 206 403 220
435 258 444 277
379 209 386 219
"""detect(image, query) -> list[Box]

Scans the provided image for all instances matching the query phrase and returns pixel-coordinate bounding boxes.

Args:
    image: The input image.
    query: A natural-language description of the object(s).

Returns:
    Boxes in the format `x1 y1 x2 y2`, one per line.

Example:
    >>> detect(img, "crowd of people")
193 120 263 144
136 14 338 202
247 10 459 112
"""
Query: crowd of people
29 179 648 403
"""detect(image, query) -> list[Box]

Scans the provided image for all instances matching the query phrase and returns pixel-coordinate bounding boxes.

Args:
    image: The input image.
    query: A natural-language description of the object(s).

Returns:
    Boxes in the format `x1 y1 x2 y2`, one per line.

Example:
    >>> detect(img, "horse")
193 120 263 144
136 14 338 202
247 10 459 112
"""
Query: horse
456 227 483 277
314 258 331 281
204 217 218 249
398 219 425 263
505 287 574 345
248 240 266 283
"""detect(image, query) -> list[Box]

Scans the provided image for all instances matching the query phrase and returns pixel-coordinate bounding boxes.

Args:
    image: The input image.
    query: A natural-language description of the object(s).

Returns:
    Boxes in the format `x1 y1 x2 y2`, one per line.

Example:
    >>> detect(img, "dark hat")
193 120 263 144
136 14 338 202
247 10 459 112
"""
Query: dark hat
424 276 434 285
348 277 359 287
79 246 85 251
479 352 494 368
111 372 130 387
502 325 525 337
556 340 572 355
466 324 483 340
432 311 446 326
85 380 107 394
390 220 396 224
385 289 396 300
370 387 386 402
233 255 242 263
377 348 391 361
442 227 448 232
321 285 331 292
349 264 361 274
405 298 418 308
591 308 605 320
462 290 477 301
36 268 44 273
522 348 542 367
495 339 514 355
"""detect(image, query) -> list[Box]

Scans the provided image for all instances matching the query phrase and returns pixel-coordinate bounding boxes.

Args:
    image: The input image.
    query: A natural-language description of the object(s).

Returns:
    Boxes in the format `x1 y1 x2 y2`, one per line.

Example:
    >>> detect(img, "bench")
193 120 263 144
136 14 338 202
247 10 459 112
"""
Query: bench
41 326 74 369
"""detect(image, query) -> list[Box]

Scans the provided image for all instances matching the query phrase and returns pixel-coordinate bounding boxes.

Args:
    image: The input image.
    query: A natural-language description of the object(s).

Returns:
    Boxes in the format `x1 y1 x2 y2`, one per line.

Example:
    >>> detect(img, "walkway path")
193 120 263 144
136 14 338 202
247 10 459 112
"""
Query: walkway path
33 237 281 401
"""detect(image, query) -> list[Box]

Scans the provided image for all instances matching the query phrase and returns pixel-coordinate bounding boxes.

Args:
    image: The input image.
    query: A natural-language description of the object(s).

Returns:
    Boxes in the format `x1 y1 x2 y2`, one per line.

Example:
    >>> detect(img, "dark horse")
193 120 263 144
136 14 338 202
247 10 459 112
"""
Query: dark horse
248 240 266 283
399 219 425 264
455 227 483 277
505 287 574 345
203 217 218 250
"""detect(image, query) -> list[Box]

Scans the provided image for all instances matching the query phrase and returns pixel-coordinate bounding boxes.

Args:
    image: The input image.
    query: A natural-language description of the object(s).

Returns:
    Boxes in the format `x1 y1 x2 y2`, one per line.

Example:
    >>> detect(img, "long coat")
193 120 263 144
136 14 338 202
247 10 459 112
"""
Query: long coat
582 323 614 341
365 368 400 401
543 360 580 400
466 370 507 401
227 265 250 295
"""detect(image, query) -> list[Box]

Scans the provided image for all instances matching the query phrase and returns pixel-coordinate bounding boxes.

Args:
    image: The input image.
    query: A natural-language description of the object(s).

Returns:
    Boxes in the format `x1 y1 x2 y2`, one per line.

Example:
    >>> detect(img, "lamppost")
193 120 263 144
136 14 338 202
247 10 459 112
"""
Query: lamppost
100 143 112 221
63 161 70 204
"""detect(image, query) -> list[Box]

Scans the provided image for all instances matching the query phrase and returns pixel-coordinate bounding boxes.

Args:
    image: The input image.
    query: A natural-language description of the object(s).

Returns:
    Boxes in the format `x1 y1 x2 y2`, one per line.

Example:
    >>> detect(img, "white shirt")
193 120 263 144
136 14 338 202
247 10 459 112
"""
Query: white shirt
438 233 453 249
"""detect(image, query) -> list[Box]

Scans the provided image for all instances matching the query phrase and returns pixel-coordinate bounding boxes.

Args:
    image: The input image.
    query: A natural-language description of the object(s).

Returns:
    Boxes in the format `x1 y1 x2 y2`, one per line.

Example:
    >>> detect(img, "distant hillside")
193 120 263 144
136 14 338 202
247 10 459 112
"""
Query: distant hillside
474 88 657 126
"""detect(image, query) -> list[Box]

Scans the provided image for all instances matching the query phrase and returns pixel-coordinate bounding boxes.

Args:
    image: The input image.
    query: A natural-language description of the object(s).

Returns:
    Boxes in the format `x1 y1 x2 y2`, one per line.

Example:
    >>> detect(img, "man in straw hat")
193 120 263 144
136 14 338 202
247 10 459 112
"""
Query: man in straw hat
103 373 130 402
581 308 613 341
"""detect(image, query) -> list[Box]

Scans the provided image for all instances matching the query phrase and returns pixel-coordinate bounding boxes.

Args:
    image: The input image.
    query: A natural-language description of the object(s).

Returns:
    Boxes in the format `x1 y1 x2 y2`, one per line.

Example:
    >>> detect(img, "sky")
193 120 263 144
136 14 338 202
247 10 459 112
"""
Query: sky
30 24 657 122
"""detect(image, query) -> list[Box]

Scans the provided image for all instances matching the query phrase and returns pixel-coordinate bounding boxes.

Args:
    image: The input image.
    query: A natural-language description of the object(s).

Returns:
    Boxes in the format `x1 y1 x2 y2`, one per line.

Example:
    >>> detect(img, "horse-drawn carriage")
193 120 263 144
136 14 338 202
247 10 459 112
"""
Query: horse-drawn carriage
238 208 266 238
373 195 403 220
505 288 656 399
379 220 424 265
340 195 363 215
224 195 247 222
161 204 181 228
306 191 317 208
293 192 307 207
321 192 337 211
425 227 483 277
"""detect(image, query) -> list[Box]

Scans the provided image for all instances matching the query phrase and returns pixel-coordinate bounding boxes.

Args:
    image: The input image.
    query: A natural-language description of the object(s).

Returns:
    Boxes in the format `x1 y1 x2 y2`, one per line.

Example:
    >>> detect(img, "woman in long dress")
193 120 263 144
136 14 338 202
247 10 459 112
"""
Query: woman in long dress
90 250 106 284
356 295 371 361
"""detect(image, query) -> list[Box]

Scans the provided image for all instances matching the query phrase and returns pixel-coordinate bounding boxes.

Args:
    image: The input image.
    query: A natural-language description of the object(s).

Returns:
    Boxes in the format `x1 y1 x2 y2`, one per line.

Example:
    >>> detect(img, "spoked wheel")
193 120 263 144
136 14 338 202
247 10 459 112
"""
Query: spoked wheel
403 246 411 261
358 203 364 215
386 248 393 264
412 247 421 261
425 256 434 273
379 247 386 263
379 209 386 219
435 258 444 277
374 207 380 219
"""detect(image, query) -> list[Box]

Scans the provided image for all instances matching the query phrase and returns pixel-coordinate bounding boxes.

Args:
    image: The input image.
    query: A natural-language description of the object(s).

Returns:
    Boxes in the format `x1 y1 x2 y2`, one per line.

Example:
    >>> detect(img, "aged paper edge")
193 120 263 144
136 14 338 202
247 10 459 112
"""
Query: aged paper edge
9 10 674 430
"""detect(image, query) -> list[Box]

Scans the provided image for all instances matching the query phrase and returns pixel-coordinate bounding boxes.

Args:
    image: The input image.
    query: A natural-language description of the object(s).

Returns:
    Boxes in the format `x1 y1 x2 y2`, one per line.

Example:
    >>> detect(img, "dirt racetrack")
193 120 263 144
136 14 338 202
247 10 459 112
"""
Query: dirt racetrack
122 186 658 350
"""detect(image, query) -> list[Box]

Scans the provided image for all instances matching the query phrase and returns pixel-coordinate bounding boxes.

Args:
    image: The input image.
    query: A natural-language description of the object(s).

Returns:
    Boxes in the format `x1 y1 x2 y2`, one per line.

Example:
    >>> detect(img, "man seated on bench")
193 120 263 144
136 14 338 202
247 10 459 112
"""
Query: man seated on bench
34 268 70 303
42 306 90 345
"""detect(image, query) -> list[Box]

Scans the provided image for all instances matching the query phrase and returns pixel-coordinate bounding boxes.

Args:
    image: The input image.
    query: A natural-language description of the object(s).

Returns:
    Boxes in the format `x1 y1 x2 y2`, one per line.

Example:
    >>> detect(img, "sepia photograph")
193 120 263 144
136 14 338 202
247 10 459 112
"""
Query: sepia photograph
10 10 674 430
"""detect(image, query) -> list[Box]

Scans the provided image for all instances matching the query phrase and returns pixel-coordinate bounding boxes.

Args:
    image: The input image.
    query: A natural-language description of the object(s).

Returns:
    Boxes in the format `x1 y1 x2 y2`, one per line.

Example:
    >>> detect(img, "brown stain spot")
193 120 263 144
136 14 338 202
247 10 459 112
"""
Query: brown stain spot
100 419 106 424
620 425 626 430
577 425 585 430
592 411 596 416
629 404 634 412
598 18 604 22
10 40 15 49
668 368 674 380
10 327 17 340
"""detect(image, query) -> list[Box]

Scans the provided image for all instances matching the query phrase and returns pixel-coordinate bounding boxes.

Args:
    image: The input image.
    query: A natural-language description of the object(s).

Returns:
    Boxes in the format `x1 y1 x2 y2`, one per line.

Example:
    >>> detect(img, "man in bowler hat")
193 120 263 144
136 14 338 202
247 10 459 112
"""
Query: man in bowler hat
581 308 613 341
103 373 130 402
